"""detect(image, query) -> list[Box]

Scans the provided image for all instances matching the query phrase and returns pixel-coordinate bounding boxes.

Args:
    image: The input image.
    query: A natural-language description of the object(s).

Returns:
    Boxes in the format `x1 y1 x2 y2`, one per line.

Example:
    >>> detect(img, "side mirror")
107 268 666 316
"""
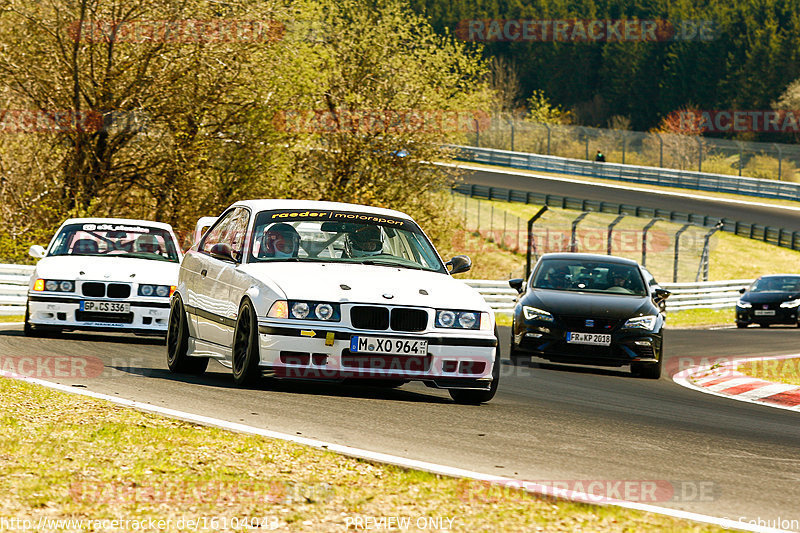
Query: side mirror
445 255 471 275
509 278 524 293
209 243 235 262
29 245 46 259
653 288 671 301
739 288 746 294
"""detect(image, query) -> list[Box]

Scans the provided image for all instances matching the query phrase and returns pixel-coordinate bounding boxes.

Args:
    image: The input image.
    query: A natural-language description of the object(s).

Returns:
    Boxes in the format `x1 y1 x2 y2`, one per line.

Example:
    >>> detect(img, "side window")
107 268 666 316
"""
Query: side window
228 209 250 262
200 210 237 255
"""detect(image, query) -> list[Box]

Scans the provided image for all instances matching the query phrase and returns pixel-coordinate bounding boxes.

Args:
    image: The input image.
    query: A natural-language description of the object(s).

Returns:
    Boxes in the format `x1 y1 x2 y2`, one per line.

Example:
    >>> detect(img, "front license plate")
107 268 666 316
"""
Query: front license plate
566 332 611 346
754 310 775 316
350 336 428 356
80 300 131 313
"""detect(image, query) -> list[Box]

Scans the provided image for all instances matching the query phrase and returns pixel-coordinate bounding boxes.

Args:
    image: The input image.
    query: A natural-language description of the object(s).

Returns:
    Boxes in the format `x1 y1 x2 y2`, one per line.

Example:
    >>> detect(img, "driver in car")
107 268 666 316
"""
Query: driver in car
344 225 384 258
543 265 571 289
260 223 300 259
608 267 631 290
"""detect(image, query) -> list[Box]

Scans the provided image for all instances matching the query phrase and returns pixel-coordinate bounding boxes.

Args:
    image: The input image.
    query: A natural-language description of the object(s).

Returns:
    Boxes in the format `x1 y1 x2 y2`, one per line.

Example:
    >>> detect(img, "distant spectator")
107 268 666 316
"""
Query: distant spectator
595 150 606 162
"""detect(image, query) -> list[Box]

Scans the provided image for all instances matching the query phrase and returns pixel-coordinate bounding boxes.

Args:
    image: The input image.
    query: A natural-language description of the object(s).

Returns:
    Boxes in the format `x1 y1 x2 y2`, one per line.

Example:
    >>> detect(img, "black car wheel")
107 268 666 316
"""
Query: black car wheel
509 319 530 366
759 323 769 328
166 296 208 375
449 329 500 405
631 354 662 379
736 322 747 329
232 299 261 386
23 304 60 338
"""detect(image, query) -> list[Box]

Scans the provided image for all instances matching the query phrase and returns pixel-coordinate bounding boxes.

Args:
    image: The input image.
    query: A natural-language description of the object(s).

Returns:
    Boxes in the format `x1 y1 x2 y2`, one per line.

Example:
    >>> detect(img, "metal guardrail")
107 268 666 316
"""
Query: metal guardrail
463 279 752 313
0 264 33 316
451 144 800 202
453 182 800 252
0 264 753 317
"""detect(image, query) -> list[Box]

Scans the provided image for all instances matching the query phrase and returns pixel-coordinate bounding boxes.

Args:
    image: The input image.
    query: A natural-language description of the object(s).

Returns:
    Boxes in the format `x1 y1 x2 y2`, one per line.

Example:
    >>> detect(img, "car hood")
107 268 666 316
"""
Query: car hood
35 256 179 284
524 289 655 318
239 262 489 311
741 291 800 304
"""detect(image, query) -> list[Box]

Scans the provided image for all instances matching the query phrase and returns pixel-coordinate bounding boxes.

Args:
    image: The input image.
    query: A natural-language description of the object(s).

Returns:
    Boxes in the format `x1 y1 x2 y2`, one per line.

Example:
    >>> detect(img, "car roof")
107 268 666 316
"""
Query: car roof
59 218 176 232
229 199 414 221
539 253 640 266
758 274 800 278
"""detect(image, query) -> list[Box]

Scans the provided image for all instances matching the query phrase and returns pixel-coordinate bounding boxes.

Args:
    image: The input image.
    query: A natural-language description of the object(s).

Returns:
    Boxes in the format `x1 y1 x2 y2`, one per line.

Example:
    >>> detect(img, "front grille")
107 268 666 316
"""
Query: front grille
75 311 133 324
390 308 427 332
340 349 432 372
107 283 131 298
351 306 390 330
560 316 621 332
82 282 105 297
632 345 655 359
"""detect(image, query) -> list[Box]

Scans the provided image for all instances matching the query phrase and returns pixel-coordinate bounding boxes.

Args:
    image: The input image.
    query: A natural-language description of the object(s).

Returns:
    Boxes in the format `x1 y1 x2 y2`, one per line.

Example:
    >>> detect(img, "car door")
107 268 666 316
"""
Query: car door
194 209 238 345
211 208 251 349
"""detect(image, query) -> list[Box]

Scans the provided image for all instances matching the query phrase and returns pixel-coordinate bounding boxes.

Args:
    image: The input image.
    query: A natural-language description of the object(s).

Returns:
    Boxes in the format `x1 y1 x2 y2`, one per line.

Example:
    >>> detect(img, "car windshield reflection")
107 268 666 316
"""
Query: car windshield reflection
532 259 647 297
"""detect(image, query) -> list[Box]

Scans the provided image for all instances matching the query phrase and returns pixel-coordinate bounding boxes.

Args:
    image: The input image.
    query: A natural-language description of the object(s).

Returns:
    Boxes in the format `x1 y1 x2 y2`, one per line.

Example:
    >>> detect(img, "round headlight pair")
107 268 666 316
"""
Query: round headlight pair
437 310 478 329
290 302 335 321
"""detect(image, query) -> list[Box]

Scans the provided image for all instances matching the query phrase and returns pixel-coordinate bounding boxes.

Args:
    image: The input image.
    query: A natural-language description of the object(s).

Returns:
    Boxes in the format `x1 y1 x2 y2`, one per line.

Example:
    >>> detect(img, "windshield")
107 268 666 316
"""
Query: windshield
247 209 445 272
532 259 647 296
48 223 180 263
750 277 800 293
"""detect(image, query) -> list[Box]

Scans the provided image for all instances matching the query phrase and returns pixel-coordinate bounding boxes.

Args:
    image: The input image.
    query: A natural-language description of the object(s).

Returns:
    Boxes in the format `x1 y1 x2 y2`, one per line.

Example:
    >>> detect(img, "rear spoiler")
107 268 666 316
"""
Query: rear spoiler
193 217 217 246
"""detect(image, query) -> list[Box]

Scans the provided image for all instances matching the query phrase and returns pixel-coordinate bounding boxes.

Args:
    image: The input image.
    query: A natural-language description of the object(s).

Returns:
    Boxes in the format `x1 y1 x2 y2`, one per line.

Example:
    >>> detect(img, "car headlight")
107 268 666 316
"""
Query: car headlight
736 299 752 309
624 315 658 329
138 284 174 297
33 279 75 292
522 306 554 322
435 310 481 329
780 299 800 308
288 301 341 321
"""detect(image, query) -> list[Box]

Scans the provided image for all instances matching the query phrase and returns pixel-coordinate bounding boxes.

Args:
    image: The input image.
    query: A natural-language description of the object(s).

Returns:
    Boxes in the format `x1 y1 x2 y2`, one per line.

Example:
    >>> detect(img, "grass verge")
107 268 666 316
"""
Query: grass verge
736 358 800 387
0 377 730 532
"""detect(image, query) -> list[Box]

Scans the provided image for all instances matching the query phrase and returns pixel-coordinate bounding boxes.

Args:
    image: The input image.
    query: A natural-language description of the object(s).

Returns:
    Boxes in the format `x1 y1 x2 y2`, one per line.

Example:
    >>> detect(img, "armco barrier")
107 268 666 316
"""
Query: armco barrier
0 264 751 317
453 182 800 252
0 264 33 316
451 145 800 202
463 279 751 313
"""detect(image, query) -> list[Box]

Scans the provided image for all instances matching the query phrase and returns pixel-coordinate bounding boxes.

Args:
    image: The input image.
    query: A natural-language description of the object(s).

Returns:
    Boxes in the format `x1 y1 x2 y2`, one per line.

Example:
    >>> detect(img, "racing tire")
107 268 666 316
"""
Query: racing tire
759 323 769 328
232 299 261 386
736 322 747 329
631 358 662 380
166 296 208 375
449 329 501 405
23 304 59 338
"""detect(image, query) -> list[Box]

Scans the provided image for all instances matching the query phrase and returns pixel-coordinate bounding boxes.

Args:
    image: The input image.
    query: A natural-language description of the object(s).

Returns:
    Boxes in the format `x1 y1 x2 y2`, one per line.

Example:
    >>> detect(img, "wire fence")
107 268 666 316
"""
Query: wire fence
461 115 800 182
454 191 717 283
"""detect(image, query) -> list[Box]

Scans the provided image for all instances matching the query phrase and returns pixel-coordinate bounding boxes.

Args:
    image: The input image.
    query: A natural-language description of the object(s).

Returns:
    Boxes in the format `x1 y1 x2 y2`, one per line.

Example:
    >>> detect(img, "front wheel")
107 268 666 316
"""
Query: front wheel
166 296 208 375
736 322 747 329
449 330 501 405
631 358 662 380
232 299 261 386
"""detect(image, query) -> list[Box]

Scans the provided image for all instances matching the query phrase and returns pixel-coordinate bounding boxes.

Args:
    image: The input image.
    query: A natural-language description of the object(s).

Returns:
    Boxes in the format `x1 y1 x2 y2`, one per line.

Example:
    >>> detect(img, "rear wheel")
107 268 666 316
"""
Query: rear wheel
449 329 501 405
166 296 208 375
232 299 261 386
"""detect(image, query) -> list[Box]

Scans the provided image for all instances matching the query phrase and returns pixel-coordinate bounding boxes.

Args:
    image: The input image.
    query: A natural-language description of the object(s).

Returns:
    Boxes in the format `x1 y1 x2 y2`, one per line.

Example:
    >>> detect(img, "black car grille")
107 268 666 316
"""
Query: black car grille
631 345 655 359
75 311 134 323
560 316 621 332
80 282 131 299
350 306 429 332
351 306 390 330
390 308 428 332
107 283 131 298
82 282 105 297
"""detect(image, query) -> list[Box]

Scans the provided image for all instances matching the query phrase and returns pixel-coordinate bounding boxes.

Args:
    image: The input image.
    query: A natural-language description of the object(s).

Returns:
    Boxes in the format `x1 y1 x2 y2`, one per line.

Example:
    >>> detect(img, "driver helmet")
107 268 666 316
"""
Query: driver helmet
345 225 384 258
134 234 159 254
261 223 300 259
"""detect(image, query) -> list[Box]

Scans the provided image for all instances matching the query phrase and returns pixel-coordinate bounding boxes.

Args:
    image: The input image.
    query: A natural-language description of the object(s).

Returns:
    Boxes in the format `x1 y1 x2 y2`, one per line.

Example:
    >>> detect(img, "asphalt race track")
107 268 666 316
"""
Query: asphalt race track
2 323 799 528
462 167 800 231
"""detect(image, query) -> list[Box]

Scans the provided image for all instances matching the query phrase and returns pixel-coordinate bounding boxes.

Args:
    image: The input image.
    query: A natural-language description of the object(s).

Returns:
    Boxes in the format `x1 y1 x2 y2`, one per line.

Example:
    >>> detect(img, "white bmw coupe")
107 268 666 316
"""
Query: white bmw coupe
167 199 499 404
25 218 182 336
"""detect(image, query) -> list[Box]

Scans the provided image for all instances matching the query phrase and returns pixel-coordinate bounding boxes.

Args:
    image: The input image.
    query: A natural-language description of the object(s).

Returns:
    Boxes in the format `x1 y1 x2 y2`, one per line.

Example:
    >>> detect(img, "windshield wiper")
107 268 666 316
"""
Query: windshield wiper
357 259 428 270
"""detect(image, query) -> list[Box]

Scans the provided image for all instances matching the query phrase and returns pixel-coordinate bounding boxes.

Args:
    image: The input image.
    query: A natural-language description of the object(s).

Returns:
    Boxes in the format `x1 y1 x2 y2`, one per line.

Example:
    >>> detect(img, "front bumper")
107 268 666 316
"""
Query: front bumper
27 294 171 335
514 325 662 367
736 305 798 325
255 322 497 389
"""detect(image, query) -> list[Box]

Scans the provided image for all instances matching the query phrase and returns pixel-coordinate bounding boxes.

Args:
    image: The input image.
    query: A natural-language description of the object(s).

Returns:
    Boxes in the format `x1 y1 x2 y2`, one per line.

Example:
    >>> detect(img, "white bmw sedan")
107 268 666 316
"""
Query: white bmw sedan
25 218 182 336
167 199 499 404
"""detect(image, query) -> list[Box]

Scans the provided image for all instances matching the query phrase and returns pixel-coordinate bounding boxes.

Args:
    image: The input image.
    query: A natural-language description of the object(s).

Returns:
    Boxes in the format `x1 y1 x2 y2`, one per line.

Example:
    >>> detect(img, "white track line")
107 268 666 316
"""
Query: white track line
673 354 800 414
442 161 800 213
0 369 791 533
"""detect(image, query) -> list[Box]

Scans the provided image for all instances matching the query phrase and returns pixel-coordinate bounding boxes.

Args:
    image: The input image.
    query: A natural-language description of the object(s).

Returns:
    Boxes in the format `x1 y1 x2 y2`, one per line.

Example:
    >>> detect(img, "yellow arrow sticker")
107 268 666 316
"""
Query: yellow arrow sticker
300 330 315 337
